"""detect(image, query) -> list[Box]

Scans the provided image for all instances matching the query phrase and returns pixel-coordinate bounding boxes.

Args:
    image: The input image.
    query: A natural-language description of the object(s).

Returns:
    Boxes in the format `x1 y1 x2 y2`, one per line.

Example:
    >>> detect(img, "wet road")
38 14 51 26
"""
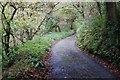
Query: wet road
49 35 117 80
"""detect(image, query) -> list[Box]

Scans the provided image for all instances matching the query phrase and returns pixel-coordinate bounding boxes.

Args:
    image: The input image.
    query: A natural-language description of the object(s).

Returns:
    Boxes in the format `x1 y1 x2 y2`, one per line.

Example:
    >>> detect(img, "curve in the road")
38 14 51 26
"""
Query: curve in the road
49 35 118 79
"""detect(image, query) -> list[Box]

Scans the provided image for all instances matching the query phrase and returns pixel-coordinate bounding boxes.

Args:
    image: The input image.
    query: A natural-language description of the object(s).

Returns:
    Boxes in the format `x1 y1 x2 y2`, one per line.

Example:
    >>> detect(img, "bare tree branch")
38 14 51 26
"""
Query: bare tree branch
1 2 10 28
32 16 46 37
9 3 27 21
52 5 69 12
0 2 4 7
10 8 17 21
53 2 60 8
9 3 20 21
73 4 83 14
32 2 60 38
0 2 8 8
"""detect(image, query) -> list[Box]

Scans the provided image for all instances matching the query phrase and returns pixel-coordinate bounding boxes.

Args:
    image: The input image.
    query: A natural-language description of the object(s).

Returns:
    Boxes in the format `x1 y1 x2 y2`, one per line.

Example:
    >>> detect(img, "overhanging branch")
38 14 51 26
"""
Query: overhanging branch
73 4 83 14
32 2 60 38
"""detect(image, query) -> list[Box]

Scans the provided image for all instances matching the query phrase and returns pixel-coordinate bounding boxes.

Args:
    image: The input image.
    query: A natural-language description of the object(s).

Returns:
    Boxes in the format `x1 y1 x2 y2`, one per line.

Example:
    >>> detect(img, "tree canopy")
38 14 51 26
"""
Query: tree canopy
1 1 120 79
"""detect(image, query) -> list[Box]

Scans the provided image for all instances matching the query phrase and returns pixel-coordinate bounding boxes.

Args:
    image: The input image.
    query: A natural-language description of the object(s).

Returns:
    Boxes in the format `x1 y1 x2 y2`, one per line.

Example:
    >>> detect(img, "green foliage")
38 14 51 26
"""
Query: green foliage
2 31 74 78
77 15 120 67
18 36 52 58
61 5 77 17
8 36 53 75
2 48 20 69
77 15 104 50
44 30 74 40
45 18 56 32
0 54 1 79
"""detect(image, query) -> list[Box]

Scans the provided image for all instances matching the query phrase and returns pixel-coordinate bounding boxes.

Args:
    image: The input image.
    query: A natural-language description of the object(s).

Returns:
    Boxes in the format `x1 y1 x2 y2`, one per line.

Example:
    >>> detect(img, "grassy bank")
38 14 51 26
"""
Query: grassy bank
2 30 74 79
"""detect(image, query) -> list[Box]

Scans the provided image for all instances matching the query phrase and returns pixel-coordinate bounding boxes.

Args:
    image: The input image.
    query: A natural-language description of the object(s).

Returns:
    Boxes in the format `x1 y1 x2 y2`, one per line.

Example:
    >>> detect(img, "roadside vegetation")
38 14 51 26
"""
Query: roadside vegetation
0 1 120 79
76 2 120 67
2 30 74 79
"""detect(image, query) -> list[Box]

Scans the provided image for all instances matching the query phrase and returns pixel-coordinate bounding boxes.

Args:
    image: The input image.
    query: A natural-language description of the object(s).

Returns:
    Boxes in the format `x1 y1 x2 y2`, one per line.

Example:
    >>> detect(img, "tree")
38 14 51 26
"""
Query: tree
32 2 59 37
106 2 120 49
106 2 117 23
73 2 85 18
105 2 118 41
96 2 102 16
1 2 22 54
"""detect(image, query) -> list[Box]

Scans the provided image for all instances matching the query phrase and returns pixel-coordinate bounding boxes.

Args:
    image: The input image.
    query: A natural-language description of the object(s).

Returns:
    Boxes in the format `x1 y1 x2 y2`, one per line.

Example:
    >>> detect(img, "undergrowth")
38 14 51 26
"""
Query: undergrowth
2 30 74 79
76 15 120 67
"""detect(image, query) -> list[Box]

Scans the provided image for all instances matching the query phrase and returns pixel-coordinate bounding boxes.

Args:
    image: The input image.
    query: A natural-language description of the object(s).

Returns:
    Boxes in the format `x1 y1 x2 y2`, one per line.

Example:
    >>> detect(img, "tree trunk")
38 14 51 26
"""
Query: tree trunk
117 2 120 48
29 28 33 40
70 18 76 30
105 2 119 48
70 22 73 30
106 2 117 23
96 2 102 16
4 27 10 54
20 30 24 43
57 25 61 32
81 4 85 18
10 33 16 47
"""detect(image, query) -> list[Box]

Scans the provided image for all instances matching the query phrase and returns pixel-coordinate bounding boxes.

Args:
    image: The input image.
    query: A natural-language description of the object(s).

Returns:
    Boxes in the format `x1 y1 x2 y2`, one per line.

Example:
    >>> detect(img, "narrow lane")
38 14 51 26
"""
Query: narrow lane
49 35 117 79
